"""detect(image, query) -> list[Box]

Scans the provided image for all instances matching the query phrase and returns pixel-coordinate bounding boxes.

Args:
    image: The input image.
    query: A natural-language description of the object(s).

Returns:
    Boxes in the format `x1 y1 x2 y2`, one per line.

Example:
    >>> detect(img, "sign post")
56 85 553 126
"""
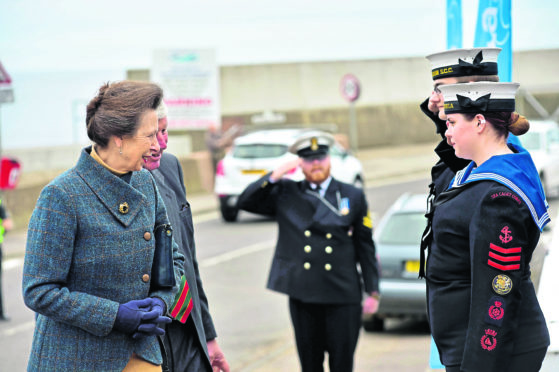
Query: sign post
340 74 361 152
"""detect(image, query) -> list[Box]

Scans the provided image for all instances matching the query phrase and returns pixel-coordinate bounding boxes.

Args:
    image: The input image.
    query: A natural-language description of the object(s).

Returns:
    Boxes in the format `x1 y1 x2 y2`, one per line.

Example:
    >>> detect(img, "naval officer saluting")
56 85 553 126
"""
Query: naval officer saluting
237 131 380 372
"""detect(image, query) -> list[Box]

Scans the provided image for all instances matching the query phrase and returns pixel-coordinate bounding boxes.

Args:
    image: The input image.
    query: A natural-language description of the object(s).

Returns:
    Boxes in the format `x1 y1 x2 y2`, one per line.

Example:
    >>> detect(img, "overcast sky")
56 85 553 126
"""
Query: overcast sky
1 0 558 73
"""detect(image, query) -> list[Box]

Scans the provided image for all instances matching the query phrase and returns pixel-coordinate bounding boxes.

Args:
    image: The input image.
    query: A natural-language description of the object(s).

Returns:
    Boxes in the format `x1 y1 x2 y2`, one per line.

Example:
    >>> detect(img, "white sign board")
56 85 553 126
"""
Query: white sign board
152 49 220 130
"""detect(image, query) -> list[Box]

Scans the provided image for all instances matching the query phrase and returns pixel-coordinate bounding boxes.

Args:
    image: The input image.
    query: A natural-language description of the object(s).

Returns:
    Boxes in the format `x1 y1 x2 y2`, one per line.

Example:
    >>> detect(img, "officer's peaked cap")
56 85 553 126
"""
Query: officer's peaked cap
289 131 335 158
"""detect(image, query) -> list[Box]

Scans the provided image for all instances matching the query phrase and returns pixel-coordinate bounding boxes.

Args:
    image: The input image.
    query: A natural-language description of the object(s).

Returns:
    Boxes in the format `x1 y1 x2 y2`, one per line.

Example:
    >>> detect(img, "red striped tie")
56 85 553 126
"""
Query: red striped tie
170 275 193 323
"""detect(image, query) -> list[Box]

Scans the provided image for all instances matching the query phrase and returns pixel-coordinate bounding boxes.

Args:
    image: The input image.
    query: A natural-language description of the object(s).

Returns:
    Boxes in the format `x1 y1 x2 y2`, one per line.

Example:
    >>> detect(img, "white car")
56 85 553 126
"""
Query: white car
518 120 559 198
214 128 365 222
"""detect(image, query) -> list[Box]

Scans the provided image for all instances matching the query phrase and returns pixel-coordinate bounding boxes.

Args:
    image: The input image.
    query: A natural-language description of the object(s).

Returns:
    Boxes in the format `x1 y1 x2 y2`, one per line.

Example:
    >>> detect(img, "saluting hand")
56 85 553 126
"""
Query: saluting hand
270 158 301 182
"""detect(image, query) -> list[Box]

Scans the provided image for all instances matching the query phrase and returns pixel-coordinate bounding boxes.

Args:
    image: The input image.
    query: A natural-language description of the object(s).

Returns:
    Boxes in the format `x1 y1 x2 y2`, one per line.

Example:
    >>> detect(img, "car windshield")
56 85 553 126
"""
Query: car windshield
233 144 288 159
377 212 426 245
520 132 542 151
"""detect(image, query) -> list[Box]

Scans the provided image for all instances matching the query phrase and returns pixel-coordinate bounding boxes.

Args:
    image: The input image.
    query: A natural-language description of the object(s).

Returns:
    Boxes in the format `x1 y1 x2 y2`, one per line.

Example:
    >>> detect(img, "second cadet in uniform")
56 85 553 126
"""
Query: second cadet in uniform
237 131 380 372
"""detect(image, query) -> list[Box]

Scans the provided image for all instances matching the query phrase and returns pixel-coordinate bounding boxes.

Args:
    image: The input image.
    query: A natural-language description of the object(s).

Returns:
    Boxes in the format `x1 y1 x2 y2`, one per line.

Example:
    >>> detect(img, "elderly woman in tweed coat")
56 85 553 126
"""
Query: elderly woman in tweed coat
23 81 184 371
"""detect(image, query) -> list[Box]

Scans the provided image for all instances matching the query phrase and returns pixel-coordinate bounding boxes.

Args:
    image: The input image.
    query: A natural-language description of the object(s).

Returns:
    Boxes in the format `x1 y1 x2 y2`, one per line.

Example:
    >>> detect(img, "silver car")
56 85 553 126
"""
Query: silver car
363 193 428 331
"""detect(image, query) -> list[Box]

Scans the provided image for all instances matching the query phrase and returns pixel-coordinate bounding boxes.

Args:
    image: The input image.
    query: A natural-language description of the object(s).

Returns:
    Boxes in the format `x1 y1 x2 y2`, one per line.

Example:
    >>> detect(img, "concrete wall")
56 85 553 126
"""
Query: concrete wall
219 48 559 149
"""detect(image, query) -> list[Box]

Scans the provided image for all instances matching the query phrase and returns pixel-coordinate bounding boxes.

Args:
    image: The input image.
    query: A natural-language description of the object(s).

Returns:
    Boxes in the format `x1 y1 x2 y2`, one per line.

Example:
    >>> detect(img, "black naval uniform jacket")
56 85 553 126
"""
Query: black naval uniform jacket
427 181 550 371
419 98 470 277
237 174 380 304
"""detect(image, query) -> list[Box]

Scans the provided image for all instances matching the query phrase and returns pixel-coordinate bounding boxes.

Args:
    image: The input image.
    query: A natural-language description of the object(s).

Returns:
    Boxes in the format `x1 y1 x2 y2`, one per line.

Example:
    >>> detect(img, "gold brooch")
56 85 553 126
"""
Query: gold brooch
119 202 129 214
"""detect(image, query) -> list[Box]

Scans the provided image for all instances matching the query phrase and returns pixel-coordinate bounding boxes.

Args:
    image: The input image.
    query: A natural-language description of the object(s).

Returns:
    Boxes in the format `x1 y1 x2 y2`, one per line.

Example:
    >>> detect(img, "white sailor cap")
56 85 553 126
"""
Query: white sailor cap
439 82 519 115
289 131 335 159
426 47 501 80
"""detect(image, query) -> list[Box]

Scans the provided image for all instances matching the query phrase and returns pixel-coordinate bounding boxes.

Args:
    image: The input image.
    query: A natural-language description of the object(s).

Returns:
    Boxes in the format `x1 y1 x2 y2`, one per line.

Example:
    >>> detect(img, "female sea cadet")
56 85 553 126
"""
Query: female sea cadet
23 81 184 371
427 81 550 372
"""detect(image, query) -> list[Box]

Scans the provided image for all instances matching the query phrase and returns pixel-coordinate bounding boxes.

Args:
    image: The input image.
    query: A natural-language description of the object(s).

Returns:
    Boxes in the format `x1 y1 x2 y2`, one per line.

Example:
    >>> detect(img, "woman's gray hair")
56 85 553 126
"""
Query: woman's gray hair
156 100 168 120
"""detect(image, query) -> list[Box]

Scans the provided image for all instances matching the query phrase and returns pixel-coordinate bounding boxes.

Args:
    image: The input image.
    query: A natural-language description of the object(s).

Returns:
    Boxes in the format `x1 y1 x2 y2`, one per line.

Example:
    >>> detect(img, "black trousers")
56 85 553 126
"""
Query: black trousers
289 297 362 372
445 346 548 372
162 317 212 372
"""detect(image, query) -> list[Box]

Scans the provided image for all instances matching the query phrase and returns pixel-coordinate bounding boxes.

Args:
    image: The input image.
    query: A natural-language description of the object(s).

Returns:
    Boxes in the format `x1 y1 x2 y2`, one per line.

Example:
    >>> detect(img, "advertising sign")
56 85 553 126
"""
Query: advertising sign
152 49 220 130
474 0 512 82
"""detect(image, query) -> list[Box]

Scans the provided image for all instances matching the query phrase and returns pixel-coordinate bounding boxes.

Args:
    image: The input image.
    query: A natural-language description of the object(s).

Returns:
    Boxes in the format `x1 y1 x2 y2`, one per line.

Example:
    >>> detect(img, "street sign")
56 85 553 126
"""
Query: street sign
340 73 361 102
0 61 14 104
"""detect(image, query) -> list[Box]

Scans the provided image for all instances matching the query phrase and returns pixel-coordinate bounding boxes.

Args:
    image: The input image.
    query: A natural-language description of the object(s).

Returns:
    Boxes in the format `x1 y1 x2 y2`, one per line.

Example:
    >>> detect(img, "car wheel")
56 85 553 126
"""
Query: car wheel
353 175 364 189
363 315 384 332
219 196 239 222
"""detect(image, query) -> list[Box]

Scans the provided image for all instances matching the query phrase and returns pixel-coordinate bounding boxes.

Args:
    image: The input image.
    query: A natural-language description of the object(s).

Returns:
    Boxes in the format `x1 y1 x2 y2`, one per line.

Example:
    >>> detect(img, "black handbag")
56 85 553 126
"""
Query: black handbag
151 224 176 290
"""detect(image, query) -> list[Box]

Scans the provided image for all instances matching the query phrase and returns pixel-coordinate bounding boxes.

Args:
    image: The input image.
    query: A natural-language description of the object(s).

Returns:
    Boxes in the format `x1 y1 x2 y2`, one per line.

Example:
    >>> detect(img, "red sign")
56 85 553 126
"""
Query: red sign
0 157 21 190
340 74 361 102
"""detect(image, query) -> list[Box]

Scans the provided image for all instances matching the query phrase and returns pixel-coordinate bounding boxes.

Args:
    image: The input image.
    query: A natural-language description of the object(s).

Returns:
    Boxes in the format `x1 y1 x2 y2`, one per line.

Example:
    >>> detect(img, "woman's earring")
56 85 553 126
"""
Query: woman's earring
119 147 123 155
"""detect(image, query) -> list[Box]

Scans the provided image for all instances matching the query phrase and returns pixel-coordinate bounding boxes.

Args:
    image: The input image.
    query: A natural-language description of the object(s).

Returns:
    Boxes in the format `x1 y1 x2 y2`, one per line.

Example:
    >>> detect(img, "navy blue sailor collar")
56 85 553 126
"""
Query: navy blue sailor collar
449 143 550 231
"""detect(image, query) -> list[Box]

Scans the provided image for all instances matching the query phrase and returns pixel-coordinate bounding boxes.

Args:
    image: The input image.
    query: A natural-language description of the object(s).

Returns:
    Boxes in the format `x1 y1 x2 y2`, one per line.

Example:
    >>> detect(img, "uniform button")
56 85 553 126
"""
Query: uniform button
304 230 311 237
347 230 353 237
304 245 312 253
325 246 333 254
326 233 332 239
144 232 151 240
325 263 332 271
142 274 150 282
304 262 311 270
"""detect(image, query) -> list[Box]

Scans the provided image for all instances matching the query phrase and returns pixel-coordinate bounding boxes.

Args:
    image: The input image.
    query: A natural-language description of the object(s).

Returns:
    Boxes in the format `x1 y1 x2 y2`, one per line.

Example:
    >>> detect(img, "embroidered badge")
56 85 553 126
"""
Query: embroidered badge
484 296 506 326
480 329 498 351
310 137 318 151
119 202 129 214
488 243 521 271
499 226 513 244
362 211 372 229
490 191 522 205
492 274 513 295
339 197 350 215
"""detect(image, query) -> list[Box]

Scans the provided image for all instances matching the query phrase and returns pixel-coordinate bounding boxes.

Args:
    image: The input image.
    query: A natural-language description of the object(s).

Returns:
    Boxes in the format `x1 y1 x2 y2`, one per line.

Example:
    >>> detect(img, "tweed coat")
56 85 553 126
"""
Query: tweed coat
237 174 379 304
151 152 216 371
23 147 185 372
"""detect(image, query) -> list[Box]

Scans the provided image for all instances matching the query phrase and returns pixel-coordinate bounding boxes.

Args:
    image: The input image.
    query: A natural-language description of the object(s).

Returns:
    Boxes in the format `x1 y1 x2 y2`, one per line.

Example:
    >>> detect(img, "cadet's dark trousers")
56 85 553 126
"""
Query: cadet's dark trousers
289 297 362 372
162 317 212 372
445 346 548 372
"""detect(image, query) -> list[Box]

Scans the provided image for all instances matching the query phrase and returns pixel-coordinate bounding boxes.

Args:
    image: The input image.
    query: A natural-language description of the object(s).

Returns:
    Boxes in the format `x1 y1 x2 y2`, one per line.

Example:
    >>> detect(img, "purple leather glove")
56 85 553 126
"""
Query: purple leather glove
132 297 172 339
113 298 152 334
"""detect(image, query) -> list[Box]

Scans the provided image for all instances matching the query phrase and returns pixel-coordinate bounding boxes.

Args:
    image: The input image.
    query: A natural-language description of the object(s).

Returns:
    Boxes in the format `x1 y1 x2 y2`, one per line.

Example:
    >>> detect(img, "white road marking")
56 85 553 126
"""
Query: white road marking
200 240 274 268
